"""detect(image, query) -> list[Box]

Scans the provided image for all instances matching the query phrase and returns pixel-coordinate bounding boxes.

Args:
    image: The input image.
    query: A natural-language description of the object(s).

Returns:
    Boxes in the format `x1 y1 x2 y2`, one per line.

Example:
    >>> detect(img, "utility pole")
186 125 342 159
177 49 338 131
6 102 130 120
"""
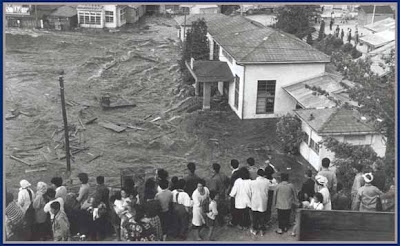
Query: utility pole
58 70 71 173
34 5 38 28
183 13 186 41
371 5 376 24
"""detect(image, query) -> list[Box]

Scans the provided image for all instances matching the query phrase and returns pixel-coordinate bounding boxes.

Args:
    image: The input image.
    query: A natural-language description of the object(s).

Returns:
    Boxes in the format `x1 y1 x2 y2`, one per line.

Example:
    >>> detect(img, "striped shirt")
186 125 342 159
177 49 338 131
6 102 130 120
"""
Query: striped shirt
5 201 24 227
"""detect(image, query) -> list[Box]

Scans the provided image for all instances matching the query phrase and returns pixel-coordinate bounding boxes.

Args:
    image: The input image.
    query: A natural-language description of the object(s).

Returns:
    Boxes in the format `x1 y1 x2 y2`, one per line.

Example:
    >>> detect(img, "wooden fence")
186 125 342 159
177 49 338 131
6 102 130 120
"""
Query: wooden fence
298 209 395 241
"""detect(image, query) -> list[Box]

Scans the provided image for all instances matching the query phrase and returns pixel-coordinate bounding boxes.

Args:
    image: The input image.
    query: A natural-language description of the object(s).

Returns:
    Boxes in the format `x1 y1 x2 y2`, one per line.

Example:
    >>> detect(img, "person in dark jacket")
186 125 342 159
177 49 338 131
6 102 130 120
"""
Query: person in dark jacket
208 163 230 226
92 176 110 240
184 162 202 197
228 159 240 227
299 169 315 201
274 173 297 234
371 161 386 191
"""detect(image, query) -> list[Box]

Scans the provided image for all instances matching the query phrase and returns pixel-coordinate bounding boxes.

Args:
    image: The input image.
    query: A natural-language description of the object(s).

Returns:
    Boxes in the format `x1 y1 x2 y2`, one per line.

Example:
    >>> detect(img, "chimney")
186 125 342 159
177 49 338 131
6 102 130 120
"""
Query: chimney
190 57 195 69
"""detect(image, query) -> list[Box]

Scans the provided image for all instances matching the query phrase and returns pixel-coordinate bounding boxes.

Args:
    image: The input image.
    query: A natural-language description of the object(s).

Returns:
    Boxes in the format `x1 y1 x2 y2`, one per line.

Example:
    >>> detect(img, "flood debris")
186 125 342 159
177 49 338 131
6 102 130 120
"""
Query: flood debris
98 121 127 133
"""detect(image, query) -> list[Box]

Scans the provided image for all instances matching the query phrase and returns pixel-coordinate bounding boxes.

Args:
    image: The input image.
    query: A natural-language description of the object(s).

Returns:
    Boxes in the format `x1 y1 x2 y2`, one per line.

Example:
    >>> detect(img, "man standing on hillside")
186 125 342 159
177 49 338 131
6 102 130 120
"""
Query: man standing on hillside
184 162 202 197
317 158 337 194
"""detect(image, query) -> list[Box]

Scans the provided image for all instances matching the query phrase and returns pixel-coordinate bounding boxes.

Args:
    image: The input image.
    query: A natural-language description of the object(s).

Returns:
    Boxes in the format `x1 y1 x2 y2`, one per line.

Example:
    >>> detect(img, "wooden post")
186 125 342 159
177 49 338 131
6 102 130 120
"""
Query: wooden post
59 70 71 172
183 13 187 41
203 83 211 110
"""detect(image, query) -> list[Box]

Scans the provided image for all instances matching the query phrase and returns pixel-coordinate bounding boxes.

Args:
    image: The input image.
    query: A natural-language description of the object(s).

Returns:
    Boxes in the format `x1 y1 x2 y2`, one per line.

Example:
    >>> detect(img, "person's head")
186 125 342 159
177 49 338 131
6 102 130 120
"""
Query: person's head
257 169 264 177
247 158 255 166
314 192 323 203
37 181 48 194
315 175 328 187
239 167 250 180
354 164 364 173
157 169 169 180
230 159 239 169
321 158 331 169
197 179 206 193
159 179 169 190
281 173 289 182
50 177 63 188
45 188 56 200
363 173 374 184
187 162 196 174
78 173 89 184
209 190 217 201
171 176 179 186
337 183 343 192
305 169 313 179
6 192 14 206
120 189 129 198
212 163 221 174
50 201 61 214
177 179 186 190
264 168 273 180
20 179 31 189
96 176 105 185
134 204 145 222
144 178 156 199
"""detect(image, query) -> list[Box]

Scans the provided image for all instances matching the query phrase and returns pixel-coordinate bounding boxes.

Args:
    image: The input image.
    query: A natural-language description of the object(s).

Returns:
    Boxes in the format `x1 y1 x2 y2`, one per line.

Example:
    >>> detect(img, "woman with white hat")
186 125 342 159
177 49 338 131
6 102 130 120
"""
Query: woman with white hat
17 179 35 214
314 175 332 210
352 173 383 212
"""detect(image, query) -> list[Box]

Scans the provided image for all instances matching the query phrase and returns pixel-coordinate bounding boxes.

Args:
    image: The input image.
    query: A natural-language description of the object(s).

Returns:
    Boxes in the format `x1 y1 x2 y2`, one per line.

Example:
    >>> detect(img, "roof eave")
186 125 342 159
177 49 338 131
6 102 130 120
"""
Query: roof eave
319 131 378 136
237 60 331 65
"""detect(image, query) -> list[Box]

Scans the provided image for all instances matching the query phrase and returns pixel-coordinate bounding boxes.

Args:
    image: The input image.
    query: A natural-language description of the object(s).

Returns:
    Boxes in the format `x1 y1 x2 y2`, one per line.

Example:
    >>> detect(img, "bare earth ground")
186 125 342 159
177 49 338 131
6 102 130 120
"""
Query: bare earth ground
5 16 310 241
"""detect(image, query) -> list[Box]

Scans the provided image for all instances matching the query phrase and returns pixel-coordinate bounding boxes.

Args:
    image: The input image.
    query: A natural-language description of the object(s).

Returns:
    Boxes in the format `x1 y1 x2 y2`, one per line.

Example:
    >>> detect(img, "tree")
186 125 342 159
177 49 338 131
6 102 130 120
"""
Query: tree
306 33 313 45
276 114 304 154
179 18 210 84
275 5 319 39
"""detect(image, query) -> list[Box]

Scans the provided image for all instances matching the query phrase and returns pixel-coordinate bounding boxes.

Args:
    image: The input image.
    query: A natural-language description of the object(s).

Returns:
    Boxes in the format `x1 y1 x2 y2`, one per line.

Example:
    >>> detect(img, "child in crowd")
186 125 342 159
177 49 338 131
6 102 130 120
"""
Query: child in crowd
206 191 218 241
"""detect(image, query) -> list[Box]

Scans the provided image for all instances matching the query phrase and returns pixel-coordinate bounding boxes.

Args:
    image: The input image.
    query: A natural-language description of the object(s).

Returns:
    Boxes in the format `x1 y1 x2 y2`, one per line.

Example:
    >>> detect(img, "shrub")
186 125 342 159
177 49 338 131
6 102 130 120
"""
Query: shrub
276 114 304 155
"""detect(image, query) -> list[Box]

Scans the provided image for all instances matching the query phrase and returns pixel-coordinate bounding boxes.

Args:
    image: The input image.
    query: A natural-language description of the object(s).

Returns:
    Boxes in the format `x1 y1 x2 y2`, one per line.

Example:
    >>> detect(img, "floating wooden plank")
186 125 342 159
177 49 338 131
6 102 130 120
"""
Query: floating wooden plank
10 155 31 166
98 122 126 133
143 114 153 120
151 117 161 122
86 152 103 163
127 125 146 131
5 114 19 120
25 167 47 173
85 117 98 125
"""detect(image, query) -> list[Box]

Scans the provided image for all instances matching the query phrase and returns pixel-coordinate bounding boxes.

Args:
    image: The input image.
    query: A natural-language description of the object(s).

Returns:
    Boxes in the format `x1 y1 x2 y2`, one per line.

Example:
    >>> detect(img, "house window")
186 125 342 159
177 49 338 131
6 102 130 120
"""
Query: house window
256 80 276 114
222 48 233 64
303 132 310 145
119 9 126 22
79 12 101 25
105 11 114 23
120 8 126 22
234 75 240 109
310 138 320 154
344 135 366 144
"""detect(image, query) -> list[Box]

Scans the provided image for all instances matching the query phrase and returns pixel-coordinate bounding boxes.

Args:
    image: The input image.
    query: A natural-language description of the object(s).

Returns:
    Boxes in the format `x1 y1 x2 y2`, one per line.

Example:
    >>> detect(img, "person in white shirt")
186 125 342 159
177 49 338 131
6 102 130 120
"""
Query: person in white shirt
43 188 65 219
171 179 192 239
249 169 270 236
18 179 35 214
192 180 209 240
229 167 252 229
206 191 218 241
315 175 332 210
50 177 67 202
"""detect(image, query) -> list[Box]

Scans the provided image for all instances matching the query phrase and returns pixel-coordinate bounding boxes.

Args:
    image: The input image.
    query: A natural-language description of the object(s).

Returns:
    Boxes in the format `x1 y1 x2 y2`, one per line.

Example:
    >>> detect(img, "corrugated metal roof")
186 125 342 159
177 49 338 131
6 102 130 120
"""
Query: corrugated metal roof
295 108 375 135
364 17 395 33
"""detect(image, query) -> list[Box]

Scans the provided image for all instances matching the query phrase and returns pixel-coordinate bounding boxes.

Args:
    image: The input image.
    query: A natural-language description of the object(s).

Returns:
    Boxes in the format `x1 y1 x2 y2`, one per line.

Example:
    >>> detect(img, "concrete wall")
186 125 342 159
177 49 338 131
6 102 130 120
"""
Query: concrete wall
243 63 326 119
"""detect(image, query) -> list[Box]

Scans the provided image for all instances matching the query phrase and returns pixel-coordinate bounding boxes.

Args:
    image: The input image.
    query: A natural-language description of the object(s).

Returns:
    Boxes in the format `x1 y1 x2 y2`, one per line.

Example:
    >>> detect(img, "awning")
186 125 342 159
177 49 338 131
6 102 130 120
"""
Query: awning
186 60 234 83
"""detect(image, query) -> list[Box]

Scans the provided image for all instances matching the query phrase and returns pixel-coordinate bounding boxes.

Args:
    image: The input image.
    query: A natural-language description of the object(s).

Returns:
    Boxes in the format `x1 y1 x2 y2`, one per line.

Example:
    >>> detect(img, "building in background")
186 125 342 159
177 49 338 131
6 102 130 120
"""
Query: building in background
357 5 394 26
76 4 127 28
47 5 77 30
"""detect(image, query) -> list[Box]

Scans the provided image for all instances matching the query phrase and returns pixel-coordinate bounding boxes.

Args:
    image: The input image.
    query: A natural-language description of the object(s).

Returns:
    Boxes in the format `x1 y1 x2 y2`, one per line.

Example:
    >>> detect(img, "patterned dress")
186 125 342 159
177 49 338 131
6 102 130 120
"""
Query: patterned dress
122 216 156 241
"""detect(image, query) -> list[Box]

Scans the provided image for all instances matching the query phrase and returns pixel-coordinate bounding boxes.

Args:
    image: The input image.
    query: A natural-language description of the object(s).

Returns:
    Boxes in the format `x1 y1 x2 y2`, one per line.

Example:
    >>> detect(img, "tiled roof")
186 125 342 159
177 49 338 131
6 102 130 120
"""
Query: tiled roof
191 60 234 83
364 17 395 33
359 5 394 14
295 108 376 135
175 14 330 64
50 6 77 17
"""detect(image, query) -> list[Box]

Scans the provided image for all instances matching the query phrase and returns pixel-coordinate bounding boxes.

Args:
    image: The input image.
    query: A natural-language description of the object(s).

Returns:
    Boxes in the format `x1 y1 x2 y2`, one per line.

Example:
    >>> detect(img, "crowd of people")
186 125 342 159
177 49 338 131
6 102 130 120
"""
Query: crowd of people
5 157 393 241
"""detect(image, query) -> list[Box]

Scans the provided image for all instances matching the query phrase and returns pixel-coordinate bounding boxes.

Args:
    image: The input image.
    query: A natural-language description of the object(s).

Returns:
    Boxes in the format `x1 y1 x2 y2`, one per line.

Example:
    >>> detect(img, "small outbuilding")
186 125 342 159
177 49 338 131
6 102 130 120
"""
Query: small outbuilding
48 6 77 30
